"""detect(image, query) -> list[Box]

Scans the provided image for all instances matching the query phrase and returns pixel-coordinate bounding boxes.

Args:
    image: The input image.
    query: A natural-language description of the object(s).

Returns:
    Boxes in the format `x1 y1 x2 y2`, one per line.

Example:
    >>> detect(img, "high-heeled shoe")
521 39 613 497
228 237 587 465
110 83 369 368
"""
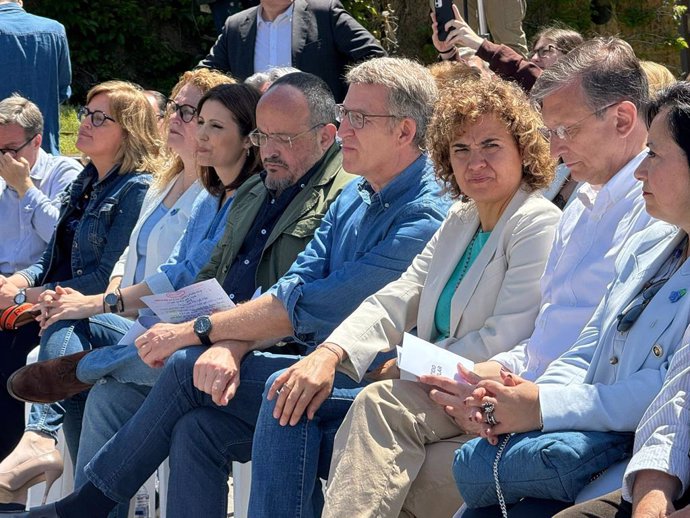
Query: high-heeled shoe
0 450 63 506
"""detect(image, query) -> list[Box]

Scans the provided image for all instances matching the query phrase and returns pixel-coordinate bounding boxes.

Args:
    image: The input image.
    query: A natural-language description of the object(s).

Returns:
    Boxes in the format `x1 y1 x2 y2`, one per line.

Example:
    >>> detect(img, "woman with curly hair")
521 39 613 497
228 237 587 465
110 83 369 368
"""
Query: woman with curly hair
244 76 562 518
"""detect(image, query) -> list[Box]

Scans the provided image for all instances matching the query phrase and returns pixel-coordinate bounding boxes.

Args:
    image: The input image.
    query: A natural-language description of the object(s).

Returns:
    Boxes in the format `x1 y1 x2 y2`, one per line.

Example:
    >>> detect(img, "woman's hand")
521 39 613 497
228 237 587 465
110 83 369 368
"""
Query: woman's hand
193 341 249 406
266 346 341 426
464 370 542 444
431 4 484 55
421 363 483 433
38 286 100 329
364 357 400 381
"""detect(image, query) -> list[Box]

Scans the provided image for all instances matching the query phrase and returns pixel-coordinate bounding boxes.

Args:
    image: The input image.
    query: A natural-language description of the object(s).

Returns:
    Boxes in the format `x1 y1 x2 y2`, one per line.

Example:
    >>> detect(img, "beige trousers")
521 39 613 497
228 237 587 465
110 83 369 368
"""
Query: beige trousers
322 379 475 518
456 0 528 56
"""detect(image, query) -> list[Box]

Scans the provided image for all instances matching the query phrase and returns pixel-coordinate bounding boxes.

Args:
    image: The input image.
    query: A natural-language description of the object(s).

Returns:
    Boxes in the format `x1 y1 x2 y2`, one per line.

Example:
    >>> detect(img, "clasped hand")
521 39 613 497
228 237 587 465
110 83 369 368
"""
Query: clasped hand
36 286 91 329
135 321 191 368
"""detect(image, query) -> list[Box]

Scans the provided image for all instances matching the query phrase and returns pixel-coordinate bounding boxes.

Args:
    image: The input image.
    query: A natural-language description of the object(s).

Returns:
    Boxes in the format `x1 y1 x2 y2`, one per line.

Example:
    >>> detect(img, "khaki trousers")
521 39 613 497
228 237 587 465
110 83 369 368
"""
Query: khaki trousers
456 0 528 56
322 379 474 518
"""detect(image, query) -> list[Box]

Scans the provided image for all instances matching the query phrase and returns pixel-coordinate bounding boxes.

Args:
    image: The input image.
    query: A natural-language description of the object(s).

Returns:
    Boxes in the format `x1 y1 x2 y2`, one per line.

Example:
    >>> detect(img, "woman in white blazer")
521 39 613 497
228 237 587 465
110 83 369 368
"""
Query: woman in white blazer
455 83 690 518
246 77 562 518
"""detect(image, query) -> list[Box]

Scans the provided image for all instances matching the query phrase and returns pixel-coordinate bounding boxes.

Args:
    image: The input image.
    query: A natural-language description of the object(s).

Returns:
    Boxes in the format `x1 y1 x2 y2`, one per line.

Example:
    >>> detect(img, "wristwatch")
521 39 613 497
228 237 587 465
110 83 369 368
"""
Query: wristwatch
104 291 120 313
193 315 213 346
13 288 27 305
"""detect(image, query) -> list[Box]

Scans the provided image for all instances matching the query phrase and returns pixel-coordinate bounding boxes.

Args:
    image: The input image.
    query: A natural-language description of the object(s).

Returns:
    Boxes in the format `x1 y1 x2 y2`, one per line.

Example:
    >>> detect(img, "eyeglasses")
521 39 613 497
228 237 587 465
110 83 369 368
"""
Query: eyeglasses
616 278 668 332
334 105 397 129
248 123 325 148
529 44 562 59
0 134 37 157
77 106 116 127
539 102 619 141
166 100 198 123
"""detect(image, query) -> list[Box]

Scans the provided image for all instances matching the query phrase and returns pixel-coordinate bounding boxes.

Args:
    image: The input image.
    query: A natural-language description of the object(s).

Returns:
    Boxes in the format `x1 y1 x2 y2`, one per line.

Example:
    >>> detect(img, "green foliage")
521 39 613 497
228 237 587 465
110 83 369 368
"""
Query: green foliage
59 105 79 157
342 0 398 52
26 0 214 101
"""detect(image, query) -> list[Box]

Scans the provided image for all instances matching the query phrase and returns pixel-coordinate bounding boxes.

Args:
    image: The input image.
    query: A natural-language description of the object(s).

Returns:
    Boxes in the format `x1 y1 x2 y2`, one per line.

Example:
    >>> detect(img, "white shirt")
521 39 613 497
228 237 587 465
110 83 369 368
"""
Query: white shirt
491 150 652 380
254 3 294 73
622 337 690 502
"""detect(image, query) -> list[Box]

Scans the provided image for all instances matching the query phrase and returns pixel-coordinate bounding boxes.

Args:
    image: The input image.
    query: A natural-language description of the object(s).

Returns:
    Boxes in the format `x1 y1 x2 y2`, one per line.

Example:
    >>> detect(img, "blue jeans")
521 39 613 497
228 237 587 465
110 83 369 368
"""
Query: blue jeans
84 346 302 518
247 369 365 518
76 378 152 518
77 341 162 386
27 315 131 459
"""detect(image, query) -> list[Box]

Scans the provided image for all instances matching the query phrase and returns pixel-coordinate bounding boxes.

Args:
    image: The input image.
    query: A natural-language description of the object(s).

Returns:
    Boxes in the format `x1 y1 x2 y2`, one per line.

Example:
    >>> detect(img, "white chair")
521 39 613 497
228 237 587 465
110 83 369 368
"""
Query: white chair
232 461 252 518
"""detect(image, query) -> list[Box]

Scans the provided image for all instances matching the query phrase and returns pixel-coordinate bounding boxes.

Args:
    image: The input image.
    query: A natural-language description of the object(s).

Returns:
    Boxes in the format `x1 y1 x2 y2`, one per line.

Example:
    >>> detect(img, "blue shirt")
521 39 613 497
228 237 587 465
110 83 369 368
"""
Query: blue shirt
134 203 169 285
270 153 451 347
0 149 80 274
146 190 234 294
0 3 72 155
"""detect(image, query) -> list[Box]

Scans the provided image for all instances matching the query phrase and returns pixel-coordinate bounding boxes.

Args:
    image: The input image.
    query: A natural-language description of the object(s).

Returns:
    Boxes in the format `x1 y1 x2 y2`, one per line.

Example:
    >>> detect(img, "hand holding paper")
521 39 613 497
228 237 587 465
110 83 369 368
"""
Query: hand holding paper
397 333 474 382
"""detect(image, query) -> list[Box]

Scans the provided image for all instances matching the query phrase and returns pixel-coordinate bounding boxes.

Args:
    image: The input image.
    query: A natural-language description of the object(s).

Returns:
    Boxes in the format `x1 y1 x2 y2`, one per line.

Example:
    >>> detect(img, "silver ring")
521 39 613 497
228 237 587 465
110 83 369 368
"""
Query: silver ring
481 402 495 414
485 411 498 426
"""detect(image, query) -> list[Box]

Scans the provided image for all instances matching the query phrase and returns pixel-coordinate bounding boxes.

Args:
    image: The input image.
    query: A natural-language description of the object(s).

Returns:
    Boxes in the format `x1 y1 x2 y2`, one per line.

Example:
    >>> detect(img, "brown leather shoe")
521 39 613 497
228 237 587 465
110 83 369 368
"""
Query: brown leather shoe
7 351 93 404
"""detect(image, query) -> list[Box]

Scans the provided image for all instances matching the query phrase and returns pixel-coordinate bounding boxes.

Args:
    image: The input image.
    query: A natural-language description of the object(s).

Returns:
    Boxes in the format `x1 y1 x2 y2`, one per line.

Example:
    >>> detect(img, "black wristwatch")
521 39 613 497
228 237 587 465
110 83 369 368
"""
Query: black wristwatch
104 291 119 313
13 288 27 305
193 315 213 346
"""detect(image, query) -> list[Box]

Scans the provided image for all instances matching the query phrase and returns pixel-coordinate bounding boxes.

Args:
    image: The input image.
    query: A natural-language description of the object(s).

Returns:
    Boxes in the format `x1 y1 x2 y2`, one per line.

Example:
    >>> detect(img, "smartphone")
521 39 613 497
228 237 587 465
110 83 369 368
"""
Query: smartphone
433 0 455 42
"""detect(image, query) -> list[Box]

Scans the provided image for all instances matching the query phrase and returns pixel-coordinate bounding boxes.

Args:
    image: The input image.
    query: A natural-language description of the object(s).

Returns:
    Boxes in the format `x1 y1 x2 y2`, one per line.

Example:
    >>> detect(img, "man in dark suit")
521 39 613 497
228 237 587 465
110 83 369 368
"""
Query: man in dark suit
198 0 385 101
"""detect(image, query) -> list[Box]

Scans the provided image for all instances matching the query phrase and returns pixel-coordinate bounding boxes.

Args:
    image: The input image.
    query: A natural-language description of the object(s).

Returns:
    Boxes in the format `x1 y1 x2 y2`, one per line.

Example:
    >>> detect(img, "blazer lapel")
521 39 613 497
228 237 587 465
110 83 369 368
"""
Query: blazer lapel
291 0 310 67
449 189 531 335
417 207 479 340
238 11 257 77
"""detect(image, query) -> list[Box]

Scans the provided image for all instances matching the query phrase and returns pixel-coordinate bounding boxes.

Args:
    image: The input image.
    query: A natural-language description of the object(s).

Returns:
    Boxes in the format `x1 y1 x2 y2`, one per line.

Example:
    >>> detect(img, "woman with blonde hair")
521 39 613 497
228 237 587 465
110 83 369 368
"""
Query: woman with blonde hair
0 80 156 506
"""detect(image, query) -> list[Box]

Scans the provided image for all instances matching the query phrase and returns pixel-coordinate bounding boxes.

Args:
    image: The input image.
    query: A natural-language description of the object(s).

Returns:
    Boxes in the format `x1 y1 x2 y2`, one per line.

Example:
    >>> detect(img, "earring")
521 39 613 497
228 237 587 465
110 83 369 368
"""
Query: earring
246 149 250 157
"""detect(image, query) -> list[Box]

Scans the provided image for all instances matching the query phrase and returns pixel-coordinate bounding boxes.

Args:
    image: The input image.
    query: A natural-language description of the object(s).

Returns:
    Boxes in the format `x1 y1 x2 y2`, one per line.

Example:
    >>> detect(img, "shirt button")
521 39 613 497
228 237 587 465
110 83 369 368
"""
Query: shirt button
243 259 250 265
300 184 305 188
261 229 267 235
384 203 390 208
271 199 276 205
609 356 618 365
229 293 235 299
222 266 228 273
76 269 83 275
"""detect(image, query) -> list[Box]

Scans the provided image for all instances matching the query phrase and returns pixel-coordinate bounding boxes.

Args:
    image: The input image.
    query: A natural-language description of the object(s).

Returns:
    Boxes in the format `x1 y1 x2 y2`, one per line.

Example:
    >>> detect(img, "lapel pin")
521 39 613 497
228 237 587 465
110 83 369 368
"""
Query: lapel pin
669 289 687 303
652 344 663 357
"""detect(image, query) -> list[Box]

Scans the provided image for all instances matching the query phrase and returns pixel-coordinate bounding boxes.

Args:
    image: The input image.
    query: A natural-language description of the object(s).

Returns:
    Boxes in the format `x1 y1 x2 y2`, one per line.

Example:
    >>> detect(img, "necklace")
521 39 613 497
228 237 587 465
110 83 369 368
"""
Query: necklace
455 229 481 289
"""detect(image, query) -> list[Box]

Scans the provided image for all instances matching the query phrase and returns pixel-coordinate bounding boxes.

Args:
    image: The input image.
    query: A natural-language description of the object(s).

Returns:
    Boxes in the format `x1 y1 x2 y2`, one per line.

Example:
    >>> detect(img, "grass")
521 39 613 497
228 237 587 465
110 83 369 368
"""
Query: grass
59 104 80 157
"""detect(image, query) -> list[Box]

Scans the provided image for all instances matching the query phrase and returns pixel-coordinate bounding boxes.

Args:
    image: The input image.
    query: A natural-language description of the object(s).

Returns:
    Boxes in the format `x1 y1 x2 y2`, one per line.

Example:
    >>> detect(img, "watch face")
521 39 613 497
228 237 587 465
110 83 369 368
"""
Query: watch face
194 316 212 336
13 291 26 305
104 293 119 306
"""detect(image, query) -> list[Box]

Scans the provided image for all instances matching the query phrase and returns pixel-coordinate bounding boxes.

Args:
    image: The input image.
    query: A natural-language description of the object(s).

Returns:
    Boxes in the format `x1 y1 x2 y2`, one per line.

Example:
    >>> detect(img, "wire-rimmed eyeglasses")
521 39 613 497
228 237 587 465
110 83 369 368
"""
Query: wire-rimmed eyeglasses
539 102 619 141
334 104 397 129
0 134 38 157
77 106 117 127
248 123 325 148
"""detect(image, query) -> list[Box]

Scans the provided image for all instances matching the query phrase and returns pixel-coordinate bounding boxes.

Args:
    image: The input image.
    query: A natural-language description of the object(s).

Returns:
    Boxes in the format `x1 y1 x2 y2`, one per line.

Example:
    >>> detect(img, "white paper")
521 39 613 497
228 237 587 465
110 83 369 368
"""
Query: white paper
140 279 235 323
117 315 161 346
397 332 474 382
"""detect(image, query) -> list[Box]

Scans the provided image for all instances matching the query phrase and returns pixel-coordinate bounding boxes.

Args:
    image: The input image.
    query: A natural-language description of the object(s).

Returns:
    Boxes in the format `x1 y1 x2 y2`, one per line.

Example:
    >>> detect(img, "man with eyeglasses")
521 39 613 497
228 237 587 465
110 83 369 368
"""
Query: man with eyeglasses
315 38 657 518
9 60 449 518
197 0 385 101
0 95 80 278
382 37 655 516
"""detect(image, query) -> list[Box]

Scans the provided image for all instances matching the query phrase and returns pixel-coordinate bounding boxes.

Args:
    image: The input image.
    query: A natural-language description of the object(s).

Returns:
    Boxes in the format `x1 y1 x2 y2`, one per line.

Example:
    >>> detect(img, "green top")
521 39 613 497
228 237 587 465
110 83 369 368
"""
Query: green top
434 230 492 341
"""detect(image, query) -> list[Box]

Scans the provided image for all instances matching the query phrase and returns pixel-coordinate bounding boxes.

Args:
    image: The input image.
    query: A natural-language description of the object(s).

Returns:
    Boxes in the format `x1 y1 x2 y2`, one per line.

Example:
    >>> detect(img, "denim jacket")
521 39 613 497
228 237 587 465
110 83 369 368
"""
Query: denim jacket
18 163 150 294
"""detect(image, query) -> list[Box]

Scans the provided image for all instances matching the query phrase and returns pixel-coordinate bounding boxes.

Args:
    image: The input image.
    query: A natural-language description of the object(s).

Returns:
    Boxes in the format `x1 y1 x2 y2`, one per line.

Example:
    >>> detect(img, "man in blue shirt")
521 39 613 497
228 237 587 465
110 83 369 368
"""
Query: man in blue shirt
12 57 449 518
0 95 80 276
0 1 72 155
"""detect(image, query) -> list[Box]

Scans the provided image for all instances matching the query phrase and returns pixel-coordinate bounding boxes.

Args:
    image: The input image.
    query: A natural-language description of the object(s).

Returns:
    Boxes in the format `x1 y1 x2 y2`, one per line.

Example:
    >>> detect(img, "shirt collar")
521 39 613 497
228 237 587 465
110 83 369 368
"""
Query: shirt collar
357 153 428 208
0 3 24 14
575 149 647 211
257 2 294 25
29 148 50 182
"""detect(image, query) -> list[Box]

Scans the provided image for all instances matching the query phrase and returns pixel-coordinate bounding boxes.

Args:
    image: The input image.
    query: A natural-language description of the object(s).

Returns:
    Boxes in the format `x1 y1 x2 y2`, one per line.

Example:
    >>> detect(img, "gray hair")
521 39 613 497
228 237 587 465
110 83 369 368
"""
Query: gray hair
346 57 438 147
268 72 336 126
0 94 43 137
531 37 649 114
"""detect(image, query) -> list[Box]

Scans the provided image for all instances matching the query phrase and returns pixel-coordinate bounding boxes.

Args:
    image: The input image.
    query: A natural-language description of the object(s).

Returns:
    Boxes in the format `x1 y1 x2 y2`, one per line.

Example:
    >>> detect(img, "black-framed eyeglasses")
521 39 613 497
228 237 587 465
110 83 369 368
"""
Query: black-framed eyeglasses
77 106 116 127
0 134 38 157
248 123 325 149
539 102 619 141
334 104 397 129
616 278 668 333
166 100 197 123
529 44 562 59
